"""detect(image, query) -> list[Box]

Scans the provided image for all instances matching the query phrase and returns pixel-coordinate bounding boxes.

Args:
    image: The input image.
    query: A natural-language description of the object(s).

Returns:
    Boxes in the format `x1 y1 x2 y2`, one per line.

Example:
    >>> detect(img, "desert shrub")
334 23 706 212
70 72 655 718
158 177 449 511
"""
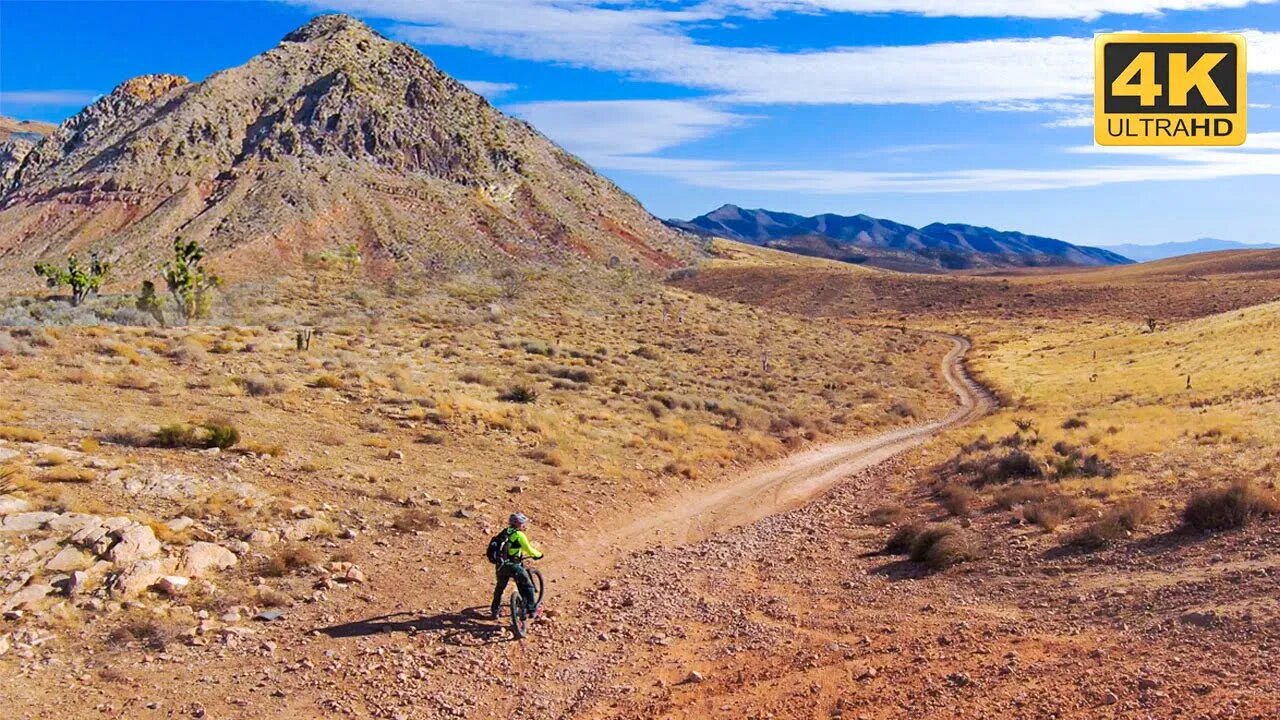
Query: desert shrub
1052 443 1116 479
972 450 1043 485
549 366 593 384
108 609 182 650
0 333 35 357
311 374 343 389
1061 416 1089 430
887 399 918 418
1067 497 1156 550
991 483 1050 510
937 484 977 517
237 374 288 396
1022 495 1086 531
883 523 925 554
263 544 322 577
632 345 660 361
867 504 907 526
392 508 439 532
498 384 539 403
110 307 157 327
1182 482 1280 531
151 422 239 450
520 340 555 357
203 422 240 450
456 369 494 385
908 524 982 570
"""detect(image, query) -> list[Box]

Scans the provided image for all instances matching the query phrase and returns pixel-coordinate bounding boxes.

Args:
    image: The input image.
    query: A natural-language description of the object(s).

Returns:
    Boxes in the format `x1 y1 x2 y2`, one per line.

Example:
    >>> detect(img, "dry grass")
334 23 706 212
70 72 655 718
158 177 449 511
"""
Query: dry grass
1066 497 1156 550
1182 481 1280 532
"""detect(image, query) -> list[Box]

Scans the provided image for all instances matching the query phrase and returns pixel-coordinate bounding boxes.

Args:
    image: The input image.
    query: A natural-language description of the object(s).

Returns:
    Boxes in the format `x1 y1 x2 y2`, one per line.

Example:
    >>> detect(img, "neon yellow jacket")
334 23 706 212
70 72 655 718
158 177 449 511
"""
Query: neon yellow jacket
506 529 543 560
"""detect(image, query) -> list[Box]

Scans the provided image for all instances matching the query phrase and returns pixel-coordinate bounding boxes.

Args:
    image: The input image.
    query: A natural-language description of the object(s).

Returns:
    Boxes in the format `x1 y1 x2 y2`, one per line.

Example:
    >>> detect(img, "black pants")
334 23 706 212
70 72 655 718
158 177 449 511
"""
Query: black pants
491 562 537 614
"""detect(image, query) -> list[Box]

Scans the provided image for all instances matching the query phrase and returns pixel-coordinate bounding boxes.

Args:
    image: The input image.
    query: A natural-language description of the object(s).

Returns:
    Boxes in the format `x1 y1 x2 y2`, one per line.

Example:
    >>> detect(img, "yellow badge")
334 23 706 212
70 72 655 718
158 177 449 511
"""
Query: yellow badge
1095 33 1247 146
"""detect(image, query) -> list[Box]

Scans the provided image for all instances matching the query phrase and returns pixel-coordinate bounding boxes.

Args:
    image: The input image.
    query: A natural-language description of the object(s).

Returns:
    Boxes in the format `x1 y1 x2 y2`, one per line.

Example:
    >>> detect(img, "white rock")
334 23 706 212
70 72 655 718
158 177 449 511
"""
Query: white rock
247 529 278 547
0 511 58 533
165 516 196 533
2 584 53 612
111 559 167 596
156 576 190 595
46 546 92 572
178 542 237 578
0 494 30 516
46 512 101 534
107 525 162 564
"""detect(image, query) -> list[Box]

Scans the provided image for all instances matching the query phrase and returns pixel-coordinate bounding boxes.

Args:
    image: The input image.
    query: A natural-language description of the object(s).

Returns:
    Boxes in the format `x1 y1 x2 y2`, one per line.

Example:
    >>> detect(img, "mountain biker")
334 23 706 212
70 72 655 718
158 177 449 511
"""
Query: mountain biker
490 512 543 620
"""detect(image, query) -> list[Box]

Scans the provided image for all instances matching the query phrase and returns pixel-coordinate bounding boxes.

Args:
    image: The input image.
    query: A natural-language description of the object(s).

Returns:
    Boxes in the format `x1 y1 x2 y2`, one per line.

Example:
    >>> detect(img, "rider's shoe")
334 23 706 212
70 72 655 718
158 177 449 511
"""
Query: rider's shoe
489 607 500 620
531 605 544 619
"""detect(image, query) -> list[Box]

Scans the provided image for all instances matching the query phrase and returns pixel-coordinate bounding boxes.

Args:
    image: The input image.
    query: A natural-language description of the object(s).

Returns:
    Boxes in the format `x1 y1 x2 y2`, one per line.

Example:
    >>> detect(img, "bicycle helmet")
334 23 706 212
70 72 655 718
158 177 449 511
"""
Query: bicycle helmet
509 512 529 528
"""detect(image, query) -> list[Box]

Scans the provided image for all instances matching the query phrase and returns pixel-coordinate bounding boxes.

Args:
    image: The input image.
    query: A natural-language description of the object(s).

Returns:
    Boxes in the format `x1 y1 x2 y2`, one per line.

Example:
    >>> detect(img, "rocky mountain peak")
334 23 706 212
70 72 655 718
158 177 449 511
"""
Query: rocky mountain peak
0 15 697 284
282 13 378 44
113 73 190 102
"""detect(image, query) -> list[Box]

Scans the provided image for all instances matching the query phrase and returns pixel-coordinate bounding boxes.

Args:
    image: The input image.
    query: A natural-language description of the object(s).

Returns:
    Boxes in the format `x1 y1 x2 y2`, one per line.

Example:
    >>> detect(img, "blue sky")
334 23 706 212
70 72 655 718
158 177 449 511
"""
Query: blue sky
2 1 1279 248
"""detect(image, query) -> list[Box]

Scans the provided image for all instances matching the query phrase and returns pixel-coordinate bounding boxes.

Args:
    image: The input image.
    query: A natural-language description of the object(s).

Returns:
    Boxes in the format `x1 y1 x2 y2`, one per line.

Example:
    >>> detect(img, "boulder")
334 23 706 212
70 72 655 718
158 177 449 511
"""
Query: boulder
2 583 53 612
111 559 167 596
106 525 161 564
45 545 92 572
0 494 30 515
178 542 237 578
0 511 57 533
46 512 102 534
247 529 278 547
165 516 196 533
156 576 190 595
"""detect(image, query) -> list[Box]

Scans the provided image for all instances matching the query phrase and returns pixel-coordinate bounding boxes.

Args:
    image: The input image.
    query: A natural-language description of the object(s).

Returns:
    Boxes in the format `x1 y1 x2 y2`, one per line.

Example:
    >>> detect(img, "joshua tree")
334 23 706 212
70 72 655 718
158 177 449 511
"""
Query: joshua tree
136 280 165 326
33 253 111 306
163 238 220 323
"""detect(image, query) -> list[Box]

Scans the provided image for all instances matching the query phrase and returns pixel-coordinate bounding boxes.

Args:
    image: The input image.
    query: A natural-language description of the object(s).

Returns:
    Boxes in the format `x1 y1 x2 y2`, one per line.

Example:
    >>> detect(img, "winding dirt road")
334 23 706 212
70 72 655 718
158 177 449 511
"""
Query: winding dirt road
549 332 994 594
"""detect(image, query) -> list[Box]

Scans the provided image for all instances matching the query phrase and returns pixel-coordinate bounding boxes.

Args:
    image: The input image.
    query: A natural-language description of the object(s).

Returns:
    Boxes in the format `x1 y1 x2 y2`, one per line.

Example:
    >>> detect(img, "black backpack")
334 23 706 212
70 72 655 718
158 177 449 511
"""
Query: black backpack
486 527 515 565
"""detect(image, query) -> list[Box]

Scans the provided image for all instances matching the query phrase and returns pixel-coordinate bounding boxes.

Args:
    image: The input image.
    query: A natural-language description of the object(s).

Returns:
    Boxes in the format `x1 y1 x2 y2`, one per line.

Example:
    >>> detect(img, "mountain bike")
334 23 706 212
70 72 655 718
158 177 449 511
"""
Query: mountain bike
508 560 544 640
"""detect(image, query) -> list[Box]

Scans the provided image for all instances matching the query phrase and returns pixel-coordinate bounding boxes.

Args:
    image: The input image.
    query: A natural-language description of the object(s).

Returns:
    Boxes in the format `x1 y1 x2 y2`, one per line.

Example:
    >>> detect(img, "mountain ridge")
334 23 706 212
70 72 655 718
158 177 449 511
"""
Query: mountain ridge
1100 238 1280 263
0 14 698 287
668 204 1132 271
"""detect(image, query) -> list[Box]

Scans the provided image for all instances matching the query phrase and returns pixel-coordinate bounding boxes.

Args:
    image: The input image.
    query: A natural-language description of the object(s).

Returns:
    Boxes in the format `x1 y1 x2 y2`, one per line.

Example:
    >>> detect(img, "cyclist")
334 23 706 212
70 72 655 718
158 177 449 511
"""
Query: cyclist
490 512 543 620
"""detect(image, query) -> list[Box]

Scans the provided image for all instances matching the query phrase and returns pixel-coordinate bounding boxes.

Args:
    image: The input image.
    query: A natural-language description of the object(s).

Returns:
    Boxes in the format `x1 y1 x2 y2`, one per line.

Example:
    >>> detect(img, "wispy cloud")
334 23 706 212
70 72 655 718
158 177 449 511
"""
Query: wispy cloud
712 1 1278 21
460 79 518 98
584 133 1280 194
508 99 750 157
296 0 1280 107
0 90 99 109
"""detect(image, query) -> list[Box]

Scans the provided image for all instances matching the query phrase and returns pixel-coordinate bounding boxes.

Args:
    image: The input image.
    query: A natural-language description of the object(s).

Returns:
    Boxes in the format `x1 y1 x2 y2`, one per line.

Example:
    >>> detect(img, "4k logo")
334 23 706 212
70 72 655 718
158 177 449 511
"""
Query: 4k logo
1095 33 1247 146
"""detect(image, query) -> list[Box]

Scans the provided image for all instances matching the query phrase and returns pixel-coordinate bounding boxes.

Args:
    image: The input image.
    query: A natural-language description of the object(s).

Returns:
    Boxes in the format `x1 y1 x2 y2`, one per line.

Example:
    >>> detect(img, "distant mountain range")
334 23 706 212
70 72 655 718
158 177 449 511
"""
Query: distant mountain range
1099 239 1280 263
666 204 1131 272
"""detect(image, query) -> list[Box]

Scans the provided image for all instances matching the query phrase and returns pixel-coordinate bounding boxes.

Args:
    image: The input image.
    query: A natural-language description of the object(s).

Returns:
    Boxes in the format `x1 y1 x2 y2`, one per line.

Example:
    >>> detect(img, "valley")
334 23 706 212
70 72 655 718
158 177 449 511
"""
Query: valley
2 11 1279 720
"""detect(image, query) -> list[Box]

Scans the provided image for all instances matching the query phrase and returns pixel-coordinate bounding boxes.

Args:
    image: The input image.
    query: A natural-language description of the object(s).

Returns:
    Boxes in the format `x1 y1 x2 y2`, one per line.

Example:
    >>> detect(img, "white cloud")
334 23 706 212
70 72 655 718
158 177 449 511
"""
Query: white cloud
589 132 1280 193
508 99 750 157
460 80 518 98
714 1 1277 21
289 2 1280 107
0 90 100 109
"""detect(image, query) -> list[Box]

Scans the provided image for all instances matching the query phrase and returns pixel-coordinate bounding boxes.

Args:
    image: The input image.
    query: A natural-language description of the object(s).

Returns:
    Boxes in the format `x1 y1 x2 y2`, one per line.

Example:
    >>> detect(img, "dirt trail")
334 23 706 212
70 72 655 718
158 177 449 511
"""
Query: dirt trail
548 333 993 594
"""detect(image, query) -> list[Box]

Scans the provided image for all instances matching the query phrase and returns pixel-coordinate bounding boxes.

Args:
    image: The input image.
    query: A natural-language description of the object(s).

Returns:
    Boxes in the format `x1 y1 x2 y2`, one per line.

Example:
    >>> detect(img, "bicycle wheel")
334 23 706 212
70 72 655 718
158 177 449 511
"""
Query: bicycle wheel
527 567 545 607
509 591 529 639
